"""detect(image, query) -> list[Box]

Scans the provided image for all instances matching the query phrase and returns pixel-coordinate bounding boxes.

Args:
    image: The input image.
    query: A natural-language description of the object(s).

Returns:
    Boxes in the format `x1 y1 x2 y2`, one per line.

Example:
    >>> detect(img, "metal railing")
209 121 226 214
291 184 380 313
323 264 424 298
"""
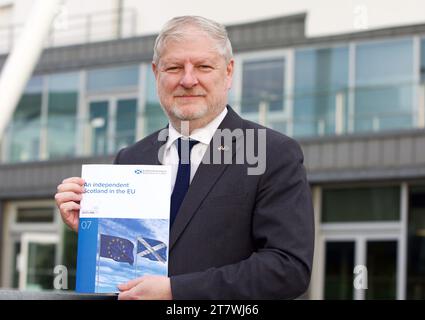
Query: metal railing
0 289 116 300
0 8 138 54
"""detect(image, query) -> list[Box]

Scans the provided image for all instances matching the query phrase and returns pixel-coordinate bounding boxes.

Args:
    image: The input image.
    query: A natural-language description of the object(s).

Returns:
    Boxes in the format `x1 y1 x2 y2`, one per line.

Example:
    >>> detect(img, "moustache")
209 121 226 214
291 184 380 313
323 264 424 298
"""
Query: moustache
173 91 206 97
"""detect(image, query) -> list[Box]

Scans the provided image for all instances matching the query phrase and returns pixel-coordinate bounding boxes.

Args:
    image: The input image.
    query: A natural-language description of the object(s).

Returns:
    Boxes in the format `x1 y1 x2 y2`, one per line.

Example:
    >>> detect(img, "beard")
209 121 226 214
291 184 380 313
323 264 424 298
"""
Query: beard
158 89 228 124
169 102 209 121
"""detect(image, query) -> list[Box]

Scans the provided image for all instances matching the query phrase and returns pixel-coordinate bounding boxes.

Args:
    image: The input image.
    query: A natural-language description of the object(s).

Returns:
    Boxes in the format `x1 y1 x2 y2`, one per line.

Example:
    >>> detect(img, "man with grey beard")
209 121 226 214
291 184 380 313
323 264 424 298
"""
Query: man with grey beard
55 15 314 300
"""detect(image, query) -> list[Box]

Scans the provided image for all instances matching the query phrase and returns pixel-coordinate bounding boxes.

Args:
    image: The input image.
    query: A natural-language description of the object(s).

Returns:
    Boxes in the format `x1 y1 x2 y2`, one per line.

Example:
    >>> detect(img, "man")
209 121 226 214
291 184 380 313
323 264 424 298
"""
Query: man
55 16 314 300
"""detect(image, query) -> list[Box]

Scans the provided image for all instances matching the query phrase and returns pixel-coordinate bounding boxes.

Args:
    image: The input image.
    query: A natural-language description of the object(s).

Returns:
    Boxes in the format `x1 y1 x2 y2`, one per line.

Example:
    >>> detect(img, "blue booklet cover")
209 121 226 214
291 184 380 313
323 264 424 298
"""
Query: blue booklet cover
76 165 171 293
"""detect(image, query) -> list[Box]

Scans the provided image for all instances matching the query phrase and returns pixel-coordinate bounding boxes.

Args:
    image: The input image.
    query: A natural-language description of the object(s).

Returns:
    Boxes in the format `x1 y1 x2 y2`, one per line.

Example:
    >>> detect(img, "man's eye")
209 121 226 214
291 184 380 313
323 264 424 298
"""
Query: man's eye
166 67 180 72
199 65 213 70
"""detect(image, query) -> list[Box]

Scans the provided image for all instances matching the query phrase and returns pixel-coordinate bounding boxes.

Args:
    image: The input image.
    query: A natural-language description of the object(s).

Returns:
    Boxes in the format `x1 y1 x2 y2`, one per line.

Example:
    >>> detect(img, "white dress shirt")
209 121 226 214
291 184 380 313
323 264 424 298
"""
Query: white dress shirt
162 107 228 193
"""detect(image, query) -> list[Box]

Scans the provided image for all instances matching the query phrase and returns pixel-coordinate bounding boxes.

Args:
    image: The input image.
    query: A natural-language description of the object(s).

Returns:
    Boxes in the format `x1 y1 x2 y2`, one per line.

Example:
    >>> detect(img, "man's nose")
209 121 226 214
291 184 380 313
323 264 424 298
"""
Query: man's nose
179 66 198 88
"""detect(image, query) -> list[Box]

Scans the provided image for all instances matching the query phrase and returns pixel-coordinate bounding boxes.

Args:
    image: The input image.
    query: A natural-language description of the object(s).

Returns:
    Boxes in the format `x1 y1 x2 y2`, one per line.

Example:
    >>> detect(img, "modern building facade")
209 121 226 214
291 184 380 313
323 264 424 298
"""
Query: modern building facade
0 4 424 299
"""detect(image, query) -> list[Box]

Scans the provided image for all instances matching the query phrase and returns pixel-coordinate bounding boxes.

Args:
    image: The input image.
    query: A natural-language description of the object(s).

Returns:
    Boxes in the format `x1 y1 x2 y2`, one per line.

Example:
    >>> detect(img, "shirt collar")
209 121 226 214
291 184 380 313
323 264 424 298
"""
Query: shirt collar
165 107 228 151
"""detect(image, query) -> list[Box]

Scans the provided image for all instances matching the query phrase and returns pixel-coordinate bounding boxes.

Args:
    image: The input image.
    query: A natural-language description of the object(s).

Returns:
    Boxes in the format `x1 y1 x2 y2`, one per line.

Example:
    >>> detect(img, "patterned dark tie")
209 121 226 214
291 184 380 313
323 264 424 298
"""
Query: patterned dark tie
170 138 199 227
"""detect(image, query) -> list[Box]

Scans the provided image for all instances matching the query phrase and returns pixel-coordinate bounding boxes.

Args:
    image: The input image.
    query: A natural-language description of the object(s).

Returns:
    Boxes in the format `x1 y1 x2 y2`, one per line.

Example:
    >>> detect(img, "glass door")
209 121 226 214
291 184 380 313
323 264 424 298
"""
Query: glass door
366 240 397 299
88 97 138 156
89 100 109 155
324 241 355 299
18 233 59 291
323 236 398 300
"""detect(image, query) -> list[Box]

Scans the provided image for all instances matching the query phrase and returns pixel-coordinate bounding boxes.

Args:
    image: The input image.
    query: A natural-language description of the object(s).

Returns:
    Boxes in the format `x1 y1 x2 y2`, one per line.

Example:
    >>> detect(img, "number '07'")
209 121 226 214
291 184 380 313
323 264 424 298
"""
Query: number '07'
80 221 92 229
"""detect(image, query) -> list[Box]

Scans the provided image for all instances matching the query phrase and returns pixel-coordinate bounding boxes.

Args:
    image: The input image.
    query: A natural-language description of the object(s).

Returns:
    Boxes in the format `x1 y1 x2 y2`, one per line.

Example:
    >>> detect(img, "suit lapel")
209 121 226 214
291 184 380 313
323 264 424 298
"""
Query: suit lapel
136 128 168 165
169 106 244 250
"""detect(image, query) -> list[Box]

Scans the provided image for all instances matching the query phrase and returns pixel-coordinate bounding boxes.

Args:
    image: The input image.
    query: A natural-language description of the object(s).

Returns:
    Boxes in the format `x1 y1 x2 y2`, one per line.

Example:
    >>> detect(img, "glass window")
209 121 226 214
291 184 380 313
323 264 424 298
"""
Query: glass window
322 186 400 222
87 65 139 92
241 58 285 114
294 46 349 137
26 242 56 290
47 73 79 159
16 207 55 223
115 99 137 151
89 101 109 156
9 76 43 162
62 226 78 291
324 241 354 299
12 240 20 288
144 70 168 135
407 186 425 299
355 39 414 131
366 241 397 299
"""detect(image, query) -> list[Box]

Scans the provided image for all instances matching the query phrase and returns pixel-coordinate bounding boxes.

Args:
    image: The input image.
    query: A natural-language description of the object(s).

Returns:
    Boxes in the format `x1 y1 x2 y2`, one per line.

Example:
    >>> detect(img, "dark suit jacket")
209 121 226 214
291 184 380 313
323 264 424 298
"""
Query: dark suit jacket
114 106 314 299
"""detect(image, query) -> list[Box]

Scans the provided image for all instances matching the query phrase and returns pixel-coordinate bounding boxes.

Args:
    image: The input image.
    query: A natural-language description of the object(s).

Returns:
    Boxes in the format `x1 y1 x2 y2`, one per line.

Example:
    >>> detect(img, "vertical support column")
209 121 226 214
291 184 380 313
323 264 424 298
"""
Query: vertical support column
418 83 425 128
137 64 147 141
309 186 324 300
335 91 345 135
258 101 268 127
348 42 356 134
76 70 88 157
39 76 49 160
354 237 366 300
398 182 408 300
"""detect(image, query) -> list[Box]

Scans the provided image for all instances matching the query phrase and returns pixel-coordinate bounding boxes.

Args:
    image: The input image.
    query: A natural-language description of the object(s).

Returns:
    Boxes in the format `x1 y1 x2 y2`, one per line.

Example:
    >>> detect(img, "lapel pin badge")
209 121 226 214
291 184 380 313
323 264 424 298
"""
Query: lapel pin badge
218 145 229 151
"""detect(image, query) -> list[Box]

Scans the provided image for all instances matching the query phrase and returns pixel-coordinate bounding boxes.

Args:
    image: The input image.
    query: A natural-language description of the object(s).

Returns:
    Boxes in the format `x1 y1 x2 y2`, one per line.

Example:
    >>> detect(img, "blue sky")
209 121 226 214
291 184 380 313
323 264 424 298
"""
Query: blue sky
96 218 169 293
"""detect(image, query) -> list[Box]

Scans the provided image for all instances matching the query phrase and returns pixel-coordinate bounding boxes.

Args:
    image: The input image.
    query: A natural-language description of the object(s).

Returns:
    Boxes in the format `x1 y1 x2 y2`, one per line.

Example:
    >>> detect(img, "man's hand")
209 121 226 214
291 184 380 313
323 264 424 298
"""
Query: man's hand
117 275 172 300
55 177 85 232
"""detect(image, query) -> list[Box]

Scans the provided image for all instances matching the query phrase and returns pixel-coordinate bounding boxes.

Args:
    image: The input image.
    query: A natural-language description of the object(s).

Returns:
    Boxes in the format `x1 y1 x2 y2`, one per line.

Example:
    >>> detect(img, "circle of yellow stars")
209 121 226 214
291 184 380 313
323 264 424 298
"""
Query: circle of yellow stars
107 238 128 261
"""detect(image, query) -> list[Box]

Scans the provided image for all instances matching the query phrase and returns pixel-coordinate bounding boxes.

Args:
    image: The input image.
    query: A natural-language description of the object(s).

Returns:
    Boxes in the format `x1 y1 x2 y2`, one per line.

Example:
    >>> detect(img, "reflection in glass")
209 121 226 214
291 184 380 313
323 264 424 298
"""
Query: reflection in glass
241 59 285 114
294 46 348 137
16 207 55 223
324 241 354 299
407 186 425 299
322 186 400 222
26 243 55 290
9 77 43 162
47 73 79 159
366 241 397 299
87 65 139 92
115 99 137 151
144 70 168 135
355 39 414 131
89 101 109 155
62 226 78 290
12 241 21 288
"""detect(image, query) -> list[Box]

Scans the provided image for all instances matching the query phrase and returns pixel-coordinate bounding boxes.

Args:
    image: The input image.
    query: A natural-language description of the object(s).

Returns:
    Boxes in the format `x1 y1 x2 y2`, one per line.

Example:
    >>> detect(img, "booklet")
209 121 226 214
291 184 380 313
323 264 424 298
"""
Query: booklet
75 164 171 293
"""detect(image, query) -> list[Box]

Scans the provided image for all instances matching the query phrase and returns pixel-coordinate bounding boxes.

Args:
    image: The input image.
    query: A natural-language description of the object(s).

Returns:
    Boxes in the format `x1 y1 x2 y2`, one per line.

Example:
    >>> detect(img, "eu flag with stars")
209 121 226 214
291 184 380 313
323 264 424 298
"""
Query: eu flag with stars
136 237 167 263
100 234 134 265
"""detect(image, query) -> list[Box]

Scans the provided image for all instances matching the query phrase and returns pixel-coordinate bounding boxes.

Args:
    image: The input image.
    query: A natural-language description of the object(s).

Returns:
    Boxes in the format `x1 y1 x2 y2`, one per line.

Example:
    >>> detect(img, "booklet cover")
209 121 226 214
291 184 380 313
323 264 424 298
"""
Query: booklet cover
76 164 171 293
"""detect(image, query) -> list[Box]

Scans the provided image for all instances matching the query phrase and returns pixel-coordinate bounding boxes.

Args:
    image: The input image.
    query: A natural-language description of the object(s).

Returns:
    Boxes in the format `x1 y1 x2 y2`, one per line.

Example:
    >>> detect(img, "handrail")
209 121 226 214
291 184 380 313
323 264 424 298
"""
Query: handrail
0 8 138 54
0 289 117 300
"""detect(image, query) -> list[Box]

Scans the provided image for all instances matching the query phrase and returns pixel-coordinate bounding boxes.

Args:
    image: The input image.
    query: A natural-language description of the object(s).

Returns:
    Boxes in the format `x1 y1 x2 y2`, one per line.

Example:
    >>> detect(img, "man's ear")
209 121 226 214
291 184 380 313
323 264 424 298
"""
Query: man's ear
152 62 158 79
226 59 234 90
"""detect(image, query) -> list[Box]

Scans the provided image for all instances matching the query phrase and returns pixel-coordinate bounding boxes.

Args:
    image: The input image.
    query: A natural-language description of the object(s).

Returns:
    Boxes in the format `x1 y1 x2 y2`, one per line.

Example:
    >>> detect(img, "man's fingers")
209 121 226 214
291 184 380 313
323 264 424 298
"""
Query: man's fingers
118 277 145 291
57 183 85 194
55 192 82 205
62 177 85 185
58 201 80 231
59 201 80 217
118 289 137 300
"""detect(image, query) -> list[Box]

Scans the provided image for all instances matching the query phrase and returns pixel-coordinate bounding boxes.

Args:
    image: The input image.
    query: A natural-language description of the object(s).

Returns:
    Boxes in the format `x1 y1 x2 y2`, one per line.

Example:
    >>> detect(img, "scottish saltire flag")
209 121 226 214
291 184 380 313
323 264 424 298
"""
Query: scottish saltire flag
100 234 134 265
136 237 167 263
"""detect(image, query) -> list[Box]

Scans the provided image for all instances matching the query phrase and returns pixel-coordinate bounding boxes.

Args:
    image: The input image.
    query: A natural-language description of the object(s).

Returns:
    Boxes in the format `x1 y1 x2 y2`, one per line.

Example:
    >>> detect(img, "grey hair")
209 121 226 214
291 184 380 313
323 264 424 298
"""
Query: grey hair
153 16 233 65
